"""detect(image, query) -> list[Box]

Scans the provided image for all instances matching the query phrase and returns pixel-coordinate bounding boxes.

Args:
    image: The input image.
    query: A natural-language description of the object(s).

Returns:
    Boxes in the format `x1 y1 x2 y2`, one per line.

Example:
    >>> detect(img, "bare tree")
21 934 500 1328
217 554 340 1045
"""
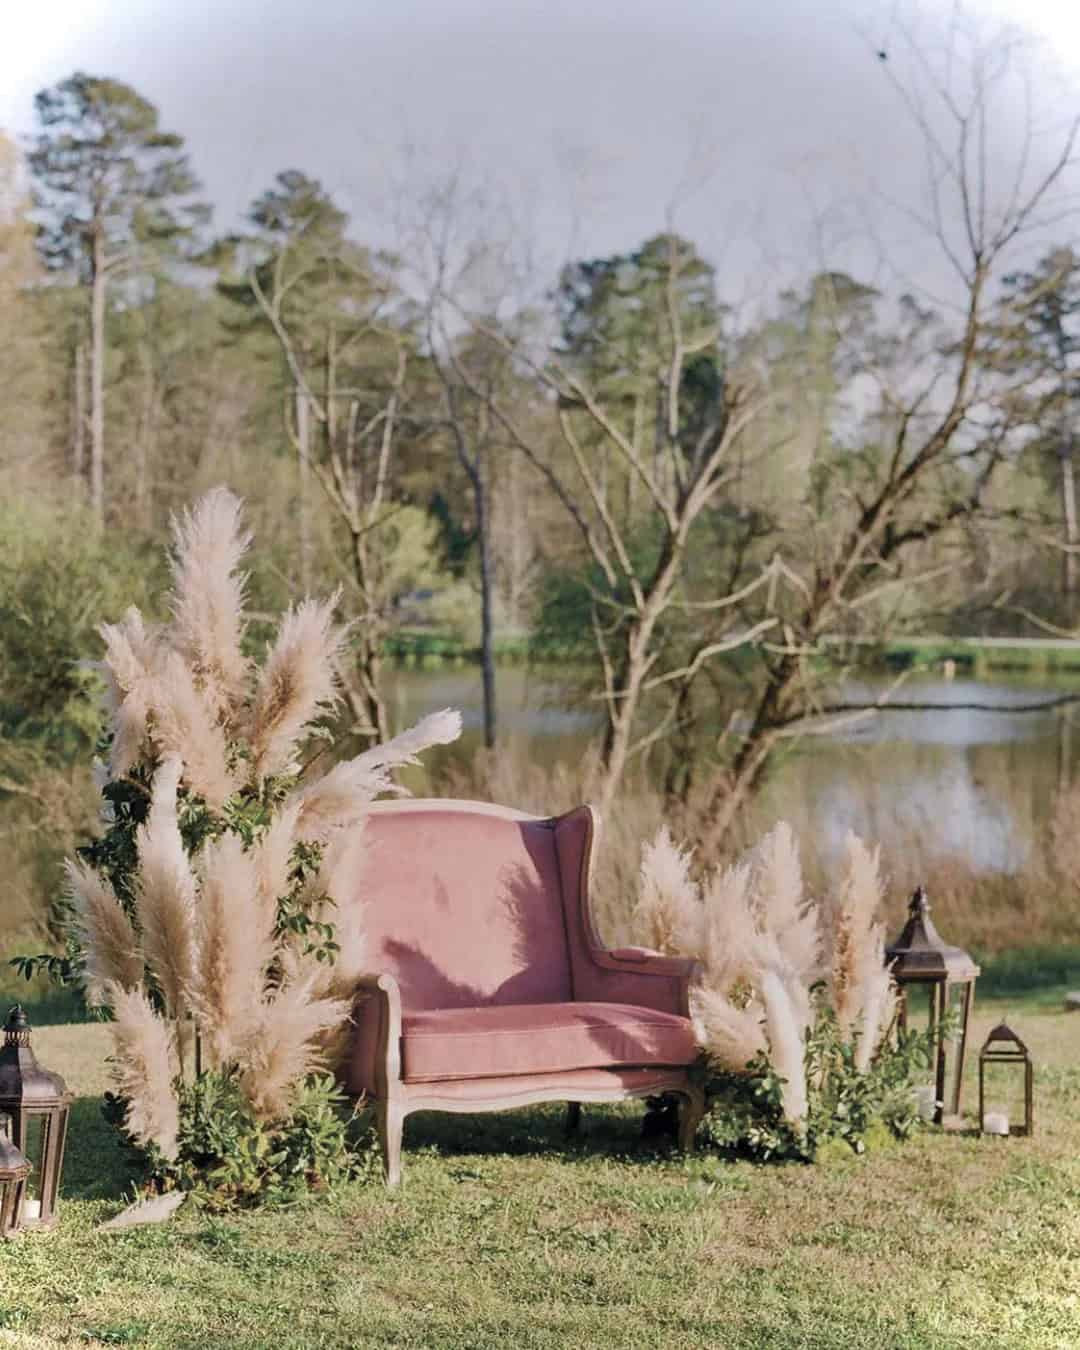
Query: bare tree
445 234 777 815
693 16 1080 850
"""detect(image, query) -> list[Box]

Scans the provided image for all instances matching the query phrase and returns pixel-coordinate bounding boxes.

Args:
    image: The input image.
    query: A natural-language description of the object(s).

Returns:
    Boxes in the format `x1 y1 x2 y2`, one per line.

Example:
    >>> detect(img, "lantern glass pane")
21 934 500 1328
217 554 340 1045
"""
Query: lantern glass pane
945 985 969 1114
20 1114 46 1201
906 984 934 1024
981 1060 1026 1134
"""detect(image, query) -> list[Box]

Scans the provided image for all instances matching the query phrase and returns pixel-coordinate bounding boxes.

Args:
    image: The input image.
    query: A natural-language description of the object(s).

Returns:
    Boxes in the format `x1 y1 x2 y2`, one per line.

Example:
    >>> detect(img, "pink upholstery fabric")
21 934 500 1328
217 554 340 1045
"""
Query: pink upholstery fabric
357 808 572 1011
553 808 686 1015
400 1000 697 1083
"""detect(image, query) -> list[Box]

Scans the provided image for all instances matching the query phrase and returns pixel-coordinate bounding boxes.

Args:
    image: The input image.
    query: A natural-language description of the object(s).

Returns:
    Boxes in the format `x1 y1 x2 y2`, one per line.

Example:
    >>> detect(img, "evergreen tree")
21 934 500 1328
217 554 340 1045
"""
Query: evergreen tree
28 73 208 525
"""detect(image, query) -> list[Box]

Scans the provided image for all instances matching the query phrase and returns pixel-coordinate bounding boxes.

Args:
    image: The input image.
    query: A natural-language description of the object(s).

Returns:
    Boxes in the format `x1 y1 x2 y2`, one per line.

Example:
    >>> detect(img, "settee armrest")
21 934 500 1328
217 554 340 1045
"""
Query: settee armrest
580 945 701 1017
343 972 402 1099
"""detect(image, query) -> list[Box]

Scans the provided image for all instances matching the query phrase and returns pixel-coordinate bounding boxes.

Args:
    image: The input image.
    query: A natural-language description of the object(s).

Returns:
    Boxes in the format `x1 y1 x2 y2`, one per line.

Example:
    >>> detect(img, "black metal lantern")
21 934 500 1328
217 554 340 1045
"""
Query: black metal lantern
886 887 980 1125
979 1021 1034 1138
0 1006 72 1229
0 1112 31 1239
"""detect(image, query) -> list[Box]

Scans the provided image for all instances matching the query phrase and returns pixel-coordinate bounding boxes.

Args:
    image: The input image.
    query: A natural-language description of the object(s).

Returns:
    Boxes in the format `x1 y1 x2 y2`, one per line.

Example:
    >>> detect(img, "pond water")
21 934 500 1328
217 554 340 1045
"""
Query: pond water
383 664 1080 873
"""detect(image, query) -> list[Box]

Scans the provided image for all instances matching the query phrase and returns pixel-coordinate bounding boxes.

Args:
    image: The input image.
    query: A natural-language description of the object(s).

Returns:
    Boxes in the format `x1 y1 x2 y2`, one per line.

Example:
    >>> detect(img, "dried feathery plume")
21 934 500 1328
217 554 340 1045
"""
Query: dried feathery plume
106 981 180 1159
312 829 369 996
828 832 898 1070
829 832 882 1034
64 858 143 1005
254 800 301 928
238 977 352 1121
701 860 758 995
247 595 345 781
757 963 811 1125
186 833 276 1067
150 651 240 809
168 486 252 722
134 755 199 1019
98 606 164 777
750 822 819 986
690 984 767 1072
294 708 462 838
631 826 705 959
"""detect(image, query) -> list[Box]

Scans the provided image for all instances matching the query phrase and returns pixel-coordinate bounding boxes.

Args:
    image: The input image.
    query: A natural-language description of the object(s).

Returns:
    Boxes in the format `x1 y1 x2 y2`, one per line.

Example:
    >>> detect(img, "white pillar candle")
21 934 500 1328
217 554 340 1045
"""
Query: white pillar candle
983 1111 1009 1136
22 1197 41 1222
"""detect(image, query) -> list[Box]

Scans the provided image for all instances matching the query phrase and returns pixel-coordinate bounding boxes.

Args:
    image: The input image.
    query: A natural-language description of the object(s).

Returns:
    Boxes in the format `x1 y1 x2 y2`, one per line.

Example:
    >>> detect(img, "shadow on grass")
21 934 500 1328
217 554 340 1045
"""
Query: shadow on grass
400 1099 672 1167
61 1096 140 1203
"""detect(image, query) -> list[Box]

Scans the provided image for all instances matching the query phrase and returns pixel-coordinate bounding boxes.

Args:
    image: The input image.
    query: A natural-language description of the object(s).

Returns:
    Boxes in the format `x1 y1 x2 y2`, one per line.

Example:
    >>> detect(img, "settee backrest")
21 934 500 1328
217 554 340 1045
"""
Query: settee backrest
359 799 585 1011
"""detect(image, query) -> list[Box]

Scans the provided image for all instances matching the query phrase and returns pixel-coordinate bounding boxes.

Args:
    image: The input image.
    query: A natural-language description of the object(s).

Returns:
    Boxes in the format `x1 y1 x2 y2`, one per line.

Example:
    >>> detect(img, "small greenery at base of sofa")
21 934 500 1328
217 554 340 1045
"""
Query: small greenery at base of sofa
702 1001 937 1163
105 1071 374 1210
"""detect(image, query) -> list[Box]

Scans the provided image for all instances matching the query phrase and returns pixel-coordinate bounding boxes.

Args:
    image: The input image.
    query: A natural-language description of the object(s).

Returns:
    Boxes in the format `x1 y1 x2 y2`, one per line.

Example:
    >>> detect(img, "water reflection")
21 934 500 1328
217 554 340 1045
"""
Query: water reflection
383 666 1080 873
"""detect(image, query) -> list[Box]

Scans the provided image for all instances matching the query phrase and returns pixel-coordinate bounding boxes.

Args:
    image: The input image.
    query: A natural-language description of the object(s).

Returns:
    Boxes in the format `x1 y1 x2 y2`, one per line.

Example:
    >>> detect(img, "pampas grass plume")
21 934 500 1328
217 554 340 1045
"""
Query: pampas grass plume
134 755 199 1019
248 595 345 780
106 981 180 1159
169 486 252 721
296 708 462 837
751 822 819 985
151 652 240 808
187 833 276 1067
239 978 352 1121
98 606 164 777
690 985 766 1071
64 859 143 1004
632 826 704 958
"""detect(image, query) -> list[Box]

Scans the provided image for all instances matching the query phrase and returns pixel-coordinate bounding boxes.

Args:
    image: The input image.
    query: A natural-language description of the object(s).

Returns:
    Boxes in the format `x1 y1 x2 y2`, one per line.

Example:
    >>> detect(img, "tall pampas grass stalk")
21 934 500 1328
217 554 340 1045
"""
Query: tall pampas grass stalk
168 485 252 722
632 826 704 958
65 486 462 1169
247 594 344 781
134 756 199 1022
64 859 143 1005
828 832 897 1073
186 833 275 1068
107 981 180 1159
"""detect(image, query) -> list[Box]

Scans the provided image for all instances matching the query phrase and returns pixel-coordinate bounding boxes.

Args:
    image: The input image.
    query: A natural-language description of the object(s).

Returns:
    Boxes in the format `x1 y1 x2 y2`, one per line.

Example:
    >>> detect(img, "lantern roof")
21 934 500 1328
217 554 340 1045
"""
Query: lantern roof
981 1021 1029 1054
886 887 980 983
0 1007 71 1108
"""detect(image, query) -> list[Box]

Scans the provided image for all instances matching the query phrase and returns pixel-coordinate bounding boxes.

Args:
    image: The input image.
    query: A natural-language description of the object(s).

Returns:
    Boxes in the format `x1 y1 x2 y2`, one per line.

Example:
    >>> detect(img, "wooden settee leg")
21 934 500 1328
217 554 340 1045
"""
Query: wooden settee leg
378 1099 406 1187
678 1085 707 1153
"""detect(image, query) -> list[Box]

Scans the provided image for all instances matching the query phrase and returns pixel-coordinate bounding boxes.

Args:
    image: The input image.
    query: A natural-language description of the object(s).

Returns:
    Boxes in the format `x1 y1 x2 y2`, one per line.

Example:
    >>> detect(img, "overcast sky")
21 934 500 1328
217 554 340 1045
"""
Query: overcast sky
3 1 1078 300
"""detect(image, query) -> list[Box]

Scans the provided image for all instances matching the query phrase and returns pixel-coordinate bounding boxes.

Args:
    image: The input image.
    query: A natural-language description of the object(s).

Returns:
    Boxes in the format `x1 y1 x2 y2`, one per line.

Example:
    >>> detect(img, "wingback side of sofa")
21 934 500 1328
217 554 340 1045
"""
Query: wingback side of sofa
354 800 574 1012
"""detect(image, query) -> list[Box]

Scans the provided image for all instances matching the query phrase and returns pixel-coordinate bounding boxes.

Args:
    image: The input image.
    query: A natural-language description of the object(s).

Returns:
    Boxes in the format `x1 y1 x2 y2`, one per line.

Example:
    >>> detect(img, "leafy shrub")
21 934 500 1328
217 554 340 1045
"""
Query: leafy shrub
105 1071 376 1209
702 1001 935 1162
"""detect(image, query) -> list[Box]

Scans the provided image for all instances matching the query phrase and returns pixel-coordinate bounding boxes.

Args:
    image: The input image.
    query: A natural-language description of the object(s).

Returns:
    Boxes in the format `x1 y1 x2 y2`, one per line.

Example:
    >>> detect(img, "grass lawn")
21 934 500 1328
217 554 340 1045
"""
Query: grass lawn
0 992 1077 1350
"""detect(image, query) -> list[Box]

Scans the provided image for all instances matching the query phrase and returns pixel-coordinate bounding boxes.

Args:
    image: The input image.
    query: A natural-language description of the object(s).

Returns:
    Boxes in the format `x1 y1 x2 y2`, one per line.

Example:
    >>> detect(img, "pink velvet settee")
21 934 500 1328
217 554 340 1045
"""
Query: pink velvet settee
343 799 706 1184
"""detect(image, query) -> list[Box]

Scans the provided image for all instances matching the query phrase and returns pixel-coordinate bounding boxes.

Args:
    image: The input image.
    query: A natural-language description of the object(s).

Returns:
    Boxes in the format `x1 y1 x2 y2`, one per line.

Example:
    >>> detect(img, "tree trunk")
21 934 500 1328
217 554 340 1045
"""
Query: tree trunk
350 530 390 745
1061 439 1077 612
89 225 107 528
72 338 86 496
296 388 312 593
475 465 497 750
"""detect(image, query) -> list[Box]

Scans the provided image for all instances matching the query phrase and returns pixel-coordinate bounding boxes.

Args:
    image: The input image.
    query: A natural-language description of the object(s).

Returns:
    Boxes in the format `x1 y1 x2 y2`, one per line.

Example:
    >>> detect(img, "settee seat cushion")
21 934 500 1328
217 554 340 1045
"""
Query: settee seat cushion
400 1000 698 1083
